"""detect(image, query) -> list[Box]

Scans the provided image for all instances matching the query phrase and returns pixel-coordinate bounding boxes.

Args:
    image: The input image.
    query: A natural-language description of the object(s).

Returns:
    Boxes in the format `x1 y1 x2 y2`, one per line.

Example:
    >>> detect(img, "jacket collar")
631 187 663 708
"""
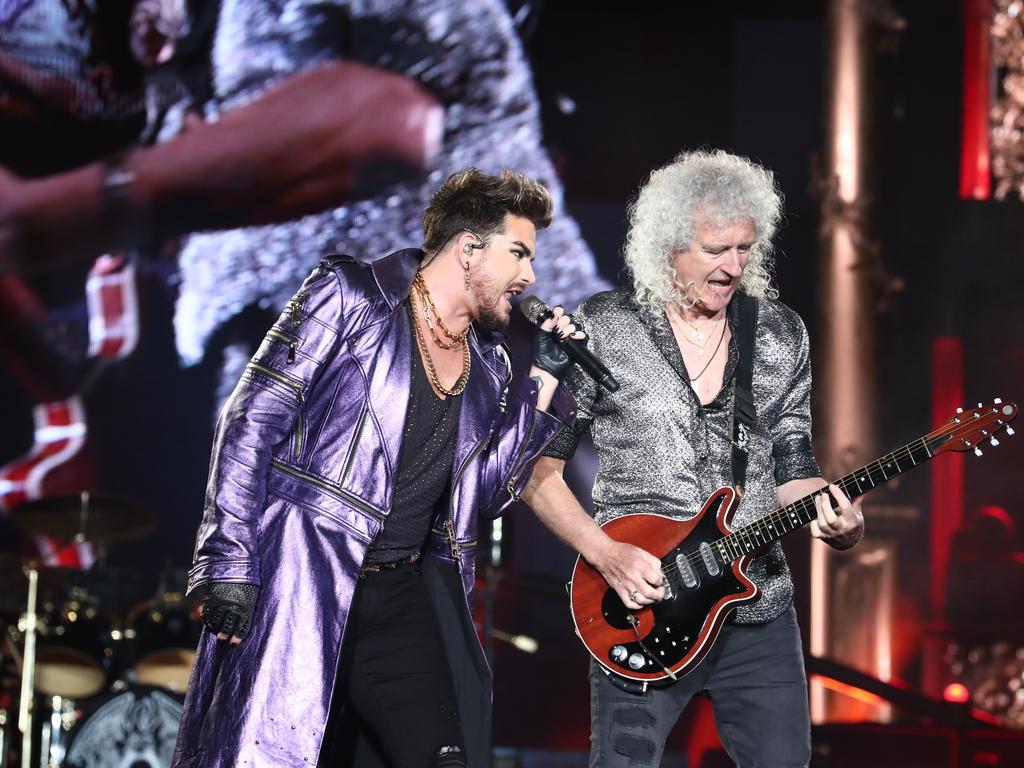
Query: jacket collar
369 248 506 353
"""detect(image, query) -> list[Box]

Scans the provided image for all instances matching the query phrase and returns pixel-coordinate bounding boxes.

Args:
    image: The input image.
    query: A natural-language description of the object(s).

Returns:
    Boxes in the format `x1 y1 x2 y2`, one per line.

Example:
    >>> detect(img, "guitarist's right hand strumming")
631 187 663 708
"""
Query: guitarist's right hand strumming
522 456 666 611
589 538 666 610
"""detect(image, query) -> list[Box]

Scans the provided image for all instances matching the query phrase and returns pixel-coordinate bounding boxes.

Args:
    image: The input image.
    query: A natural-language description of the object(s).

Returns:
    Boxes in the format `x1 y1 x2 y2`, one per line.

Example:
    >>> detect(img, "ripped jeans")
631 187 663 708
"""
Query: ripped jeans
589 605 810 768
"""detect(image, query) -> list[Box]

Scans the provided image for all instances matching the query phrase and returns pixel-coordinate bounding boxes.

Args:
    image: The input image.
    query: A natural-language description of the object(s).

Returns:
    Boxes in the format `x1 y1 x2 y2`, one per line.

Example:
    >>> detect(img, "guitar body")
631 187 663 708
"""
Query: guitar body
570 486 759 682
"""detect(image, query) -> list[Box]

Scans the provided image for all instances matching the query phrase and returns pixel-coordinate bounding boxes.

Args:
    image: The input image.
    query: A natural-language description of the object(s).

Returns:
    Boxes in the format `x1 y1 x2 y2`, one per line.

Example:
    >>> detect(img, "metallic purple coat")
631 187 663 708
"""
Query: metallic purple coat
171 249 575 768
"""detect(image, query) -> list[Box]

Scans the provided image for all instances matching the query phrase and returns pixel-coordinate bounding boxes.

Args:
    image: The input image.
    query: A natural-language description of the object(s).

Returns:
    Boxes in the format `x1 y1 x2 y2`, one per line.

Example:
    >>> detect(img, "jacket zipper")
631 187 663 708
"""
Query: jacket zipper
266 328 298 364
270 460 385 522
442 436 488 564
286 294 305 327
246 362 305 457
504 413 539 501
339 406 371 487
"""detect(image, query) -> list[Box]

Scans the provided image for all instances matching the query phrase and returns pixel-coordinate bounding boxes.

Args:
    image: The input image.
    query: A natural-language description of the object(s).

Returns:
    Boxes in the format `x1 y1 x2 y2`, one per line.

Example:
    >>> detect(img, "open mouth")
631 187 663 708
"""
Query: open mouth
502 285 524 308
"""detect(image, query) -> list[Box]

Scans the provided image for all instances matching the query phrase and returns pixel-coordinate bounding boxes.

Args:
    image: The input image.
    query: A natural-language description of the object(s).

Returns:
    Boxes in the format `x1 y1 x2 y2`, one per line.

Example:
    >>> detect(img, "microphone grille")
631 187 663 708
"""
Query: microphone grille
518 295 550 324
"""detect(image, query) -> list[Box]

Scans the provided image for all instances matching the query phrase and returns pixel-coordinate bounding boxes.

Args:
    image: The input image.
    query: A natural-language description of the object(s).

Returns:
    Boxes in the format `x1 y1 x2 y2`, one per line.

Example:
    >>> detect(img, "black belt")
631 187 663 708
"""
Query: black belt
359 550 421 574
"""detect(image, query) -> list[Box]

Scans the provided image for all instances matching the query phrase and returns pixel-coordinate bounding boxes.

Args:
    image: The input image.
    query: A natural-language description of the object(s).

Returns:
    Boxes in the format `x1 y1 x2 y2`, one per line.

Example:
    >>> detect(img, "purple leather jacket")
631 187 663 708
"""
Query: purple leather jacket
172 249 575 768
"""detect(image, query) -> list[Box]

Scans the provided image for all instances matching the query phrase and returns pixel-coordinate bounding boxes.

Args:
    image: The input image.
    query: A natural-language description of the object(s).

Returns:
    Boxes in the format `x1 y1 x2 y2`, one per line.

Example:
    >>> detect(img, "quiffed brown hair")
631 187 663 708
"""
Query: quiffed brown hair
422 169 553 254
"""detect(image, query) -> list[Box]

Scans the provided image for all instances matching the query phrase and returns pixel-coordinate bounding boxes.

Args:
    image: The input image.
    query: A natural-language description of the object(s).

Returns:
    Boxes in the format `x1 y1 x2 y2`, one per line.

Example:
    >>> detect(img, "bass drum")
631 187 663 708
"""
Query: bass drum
63 685 182 768
126 594 202 693
32 598 113 699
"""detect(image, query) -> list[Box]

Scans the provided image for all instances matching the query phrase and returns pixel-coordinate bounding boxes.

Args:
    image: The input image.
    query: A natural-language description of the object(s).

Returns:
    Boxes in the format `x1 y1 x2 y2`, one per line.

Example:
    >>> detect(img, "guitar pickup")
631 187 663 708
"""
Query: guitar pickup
675 553 698 588
699 542 721 576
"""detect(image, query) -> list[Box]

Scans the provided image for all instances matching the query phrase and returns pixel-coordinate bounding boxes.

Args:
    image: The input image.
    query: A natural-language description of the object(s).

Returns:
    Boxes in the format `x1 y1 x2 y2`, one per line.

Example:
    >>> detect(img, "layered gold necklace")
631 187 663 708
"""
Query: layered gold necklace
413 272 468 349
411 272 470 396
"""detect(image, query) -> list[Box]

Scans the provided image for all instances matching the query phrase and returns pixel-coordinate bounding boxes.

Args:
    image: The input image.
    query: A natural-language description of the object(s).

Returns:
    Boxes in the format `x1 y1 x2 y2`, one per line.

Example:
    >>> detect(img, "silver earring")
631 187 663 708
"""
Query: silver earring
464 263 471 290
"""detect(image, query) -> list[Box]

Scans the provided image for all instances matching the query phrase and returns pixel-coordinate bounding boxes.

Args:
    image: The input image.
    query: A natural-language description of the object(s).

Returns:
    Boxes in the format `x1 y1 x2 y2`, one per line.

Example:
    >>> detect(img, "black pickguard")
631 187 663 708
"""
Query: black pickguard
599 499 755 677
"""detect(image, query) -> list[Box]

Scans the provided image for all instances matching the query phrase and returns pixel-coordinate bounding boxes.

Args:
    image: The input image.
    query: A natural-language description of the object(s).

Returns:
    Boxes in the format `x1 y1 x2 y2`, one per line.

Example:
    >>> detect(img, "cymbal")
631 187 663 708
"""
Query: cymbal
10 492 156 544
0 557 141 614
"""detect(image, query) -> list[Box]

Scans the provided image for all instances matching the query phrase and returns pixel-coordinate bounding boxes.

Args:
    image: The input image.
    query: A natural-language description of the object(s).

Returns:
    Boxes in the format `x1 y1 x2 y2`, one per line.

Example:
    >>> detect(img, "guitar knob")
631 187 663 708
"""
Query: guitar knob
974 446 983 457
628 653 646 670
990 437 1000 447
1008 426 1016 436
610 645 628 663
995 398 1003 404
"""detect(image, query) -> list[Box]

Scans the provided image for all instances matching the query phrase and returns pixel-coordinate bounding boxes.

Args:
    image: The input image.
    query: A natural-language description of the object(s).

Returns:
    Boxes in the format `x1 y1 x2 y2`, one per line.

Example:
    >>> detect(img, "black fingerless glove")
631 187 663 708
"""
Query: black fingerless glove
532 328 572 380
201 582 258 640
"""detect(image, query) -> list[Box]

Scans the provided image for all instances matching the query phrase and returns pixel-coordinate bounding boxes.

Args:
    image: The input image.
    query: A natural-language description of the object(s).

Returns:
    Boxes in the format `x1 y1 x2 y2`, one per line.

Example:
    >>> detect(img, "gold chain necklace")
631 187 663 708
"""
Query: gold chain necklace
410 291 470 397
413 272 468 350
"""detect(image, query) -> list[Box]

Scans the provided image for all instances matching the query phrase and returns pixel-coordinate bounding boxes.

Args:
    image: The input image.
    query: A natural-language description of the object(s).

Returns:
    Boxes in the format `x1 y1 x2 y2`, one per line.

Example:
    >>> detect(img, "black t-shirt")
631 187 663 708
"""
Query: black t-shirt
365 302 462 564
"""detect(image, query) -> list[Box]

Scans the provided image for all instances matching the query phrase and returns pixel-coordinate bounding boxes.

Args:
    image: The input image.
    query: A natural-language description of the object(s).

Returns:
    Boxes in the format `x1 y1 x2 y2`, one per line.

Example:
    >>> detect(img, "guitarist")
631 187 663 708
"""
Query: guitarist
522 149 866 768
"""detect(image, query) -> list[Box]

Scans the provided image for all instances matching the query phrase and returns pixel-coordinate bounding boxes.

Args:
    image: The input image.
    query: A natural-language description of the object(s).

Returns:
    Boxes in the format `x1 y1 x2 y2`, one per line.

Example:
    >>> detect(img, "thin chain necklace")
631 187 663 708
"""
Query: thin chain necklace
413 272 468 350
410 291 470 397
671 308 725 356
679 314 712 345
687 319 727 390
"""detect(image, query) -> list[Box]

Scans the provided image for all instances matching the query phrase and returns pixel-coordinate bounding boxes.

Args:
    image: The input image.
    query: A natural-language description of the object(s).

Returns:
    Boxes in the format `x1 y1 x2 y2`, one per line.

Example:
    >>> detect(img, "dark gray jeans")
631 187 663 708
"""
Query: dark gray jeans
589 605 810 768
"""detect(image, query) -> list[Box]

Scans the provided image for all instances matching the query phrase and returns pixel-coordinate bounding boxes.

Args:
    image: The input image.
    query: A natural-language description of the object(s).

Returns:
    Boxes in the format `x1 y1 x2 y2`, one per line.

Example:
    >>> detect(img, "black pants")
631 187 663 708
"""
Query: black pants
325 562 465 768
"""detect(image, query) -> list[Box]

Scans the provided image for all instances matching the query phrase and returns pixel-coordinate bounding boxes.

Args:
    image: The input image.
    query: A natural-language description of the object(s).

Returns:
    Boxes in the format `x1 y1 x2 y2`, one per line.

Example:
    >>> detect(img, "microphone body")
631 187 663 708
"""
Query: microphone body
520 296 620 393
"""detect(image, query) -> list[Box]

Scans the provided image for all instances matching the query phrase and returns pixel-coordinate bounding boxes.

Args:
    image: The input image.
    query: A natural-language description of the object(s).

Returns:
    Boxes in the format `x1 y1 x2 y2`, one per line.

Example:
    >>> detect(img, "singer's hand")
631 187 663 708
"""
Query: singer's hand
531 306 585 380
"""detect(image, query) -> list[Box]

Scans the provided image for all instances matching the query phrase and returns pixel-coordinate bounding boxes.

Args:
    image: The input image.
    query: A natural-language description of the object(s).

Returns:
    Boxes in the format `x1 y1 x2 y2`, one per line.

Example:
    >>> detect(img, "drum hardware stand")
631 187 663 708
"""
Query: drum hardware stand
0 707 9 768
18 569 38 768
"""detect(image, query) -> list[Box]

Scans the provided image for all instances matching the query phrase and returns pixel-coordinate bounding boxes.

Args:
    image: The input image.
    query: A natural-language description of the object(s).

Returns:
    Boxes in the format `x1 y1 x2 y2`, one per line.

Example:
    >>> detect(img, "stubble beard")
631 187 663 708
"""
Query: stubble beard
470 271 510 332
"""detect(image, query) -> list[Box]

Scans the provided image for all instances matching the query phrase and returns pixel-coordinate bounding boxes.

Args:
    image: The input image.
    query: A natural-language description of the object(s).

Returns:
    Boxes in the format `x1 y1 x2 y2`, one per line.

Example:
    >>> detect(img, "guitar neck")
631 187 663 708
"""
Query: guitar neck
722 431 951 557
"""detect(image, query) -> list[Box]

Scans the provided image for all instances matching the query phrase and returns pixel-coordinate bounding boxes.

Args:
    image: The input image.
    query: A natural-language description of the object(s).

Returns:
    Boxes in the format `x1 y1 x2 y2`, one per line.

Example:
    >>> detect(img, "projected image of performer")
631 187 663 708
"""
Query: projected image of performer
174 169 582 768
521 150 867 767
1 0 607 408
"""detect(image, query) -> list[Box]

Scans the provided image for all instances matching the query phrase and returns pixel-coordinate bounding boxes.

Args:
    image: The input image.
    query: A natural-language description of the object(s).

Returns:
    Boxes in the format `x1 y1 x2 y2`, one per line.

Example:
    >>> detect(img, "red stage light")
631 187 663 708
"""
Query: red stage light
943 683 970 703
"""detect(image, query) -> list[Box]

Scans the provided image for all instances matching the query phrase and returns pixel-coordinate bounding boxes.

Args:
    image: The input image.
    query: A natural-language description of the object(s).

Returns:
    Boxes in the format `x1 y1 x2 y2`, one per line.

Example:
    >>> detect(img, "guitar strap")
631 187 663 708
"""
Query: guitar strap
731 293 759 494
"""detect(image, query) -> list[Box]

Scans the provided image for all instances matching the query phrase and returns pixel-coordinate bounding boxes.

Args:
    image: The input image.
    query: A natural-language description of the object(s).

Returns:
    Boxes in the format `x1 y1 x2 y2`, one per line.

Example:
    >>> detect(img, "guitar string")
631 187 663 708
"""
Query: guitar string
659 437 929 581
656 414 999 584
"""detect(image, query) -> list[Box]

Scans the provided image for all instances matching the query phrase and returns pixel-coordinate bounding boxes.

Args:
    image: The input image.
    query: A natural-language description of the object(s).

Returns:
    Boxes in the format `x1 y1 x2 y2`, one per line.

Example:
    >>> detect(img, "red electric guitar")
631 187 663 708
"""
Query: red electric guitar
569 400 1018 683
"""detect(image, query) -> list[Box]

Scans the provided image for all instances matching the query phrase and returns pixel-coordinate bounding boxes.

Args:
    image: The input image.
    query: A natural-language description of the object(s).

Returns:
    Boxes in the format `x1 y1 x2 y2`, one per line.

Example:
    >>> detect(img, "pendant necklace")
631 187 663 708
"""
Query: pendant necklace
688 320 727 393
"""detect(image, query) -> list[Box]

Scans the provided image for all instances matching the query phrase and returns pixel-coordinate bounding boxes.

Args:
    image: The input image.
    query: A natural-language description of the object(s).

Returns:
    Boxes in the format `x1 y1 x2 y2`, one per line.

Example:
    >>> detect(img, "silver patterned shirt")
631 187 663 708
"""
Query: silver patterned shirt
546 288 821 624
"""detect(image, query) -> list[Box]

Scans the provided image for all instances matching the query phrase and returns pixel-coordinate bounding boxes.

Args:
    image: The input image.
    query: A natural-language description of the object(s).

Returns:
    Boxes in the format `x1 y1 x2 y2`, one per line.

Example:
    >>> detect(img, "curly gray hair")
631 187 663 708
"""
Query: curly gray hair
623 149 783 314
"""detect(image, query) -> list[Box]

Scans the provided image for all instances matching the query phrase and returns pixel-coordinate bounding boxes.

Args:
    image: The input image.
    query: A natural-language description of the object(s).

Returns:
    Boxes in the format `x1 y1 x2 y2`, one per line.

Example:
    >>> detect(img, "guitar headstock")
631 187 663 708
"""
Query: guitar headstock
932 399 1018 456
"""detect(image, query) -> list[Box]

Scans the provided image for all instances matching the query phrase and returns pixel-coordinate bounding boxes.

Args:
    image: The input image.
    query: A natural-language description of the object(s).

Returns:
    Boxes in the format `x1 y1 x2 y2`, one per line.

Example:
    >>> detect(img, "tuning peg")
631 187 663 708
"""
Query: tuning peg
974 446 983 457
956 407 963 414
1007 426 1015 436
994 397 1003 404
978 402 984 409
990 437 1000 447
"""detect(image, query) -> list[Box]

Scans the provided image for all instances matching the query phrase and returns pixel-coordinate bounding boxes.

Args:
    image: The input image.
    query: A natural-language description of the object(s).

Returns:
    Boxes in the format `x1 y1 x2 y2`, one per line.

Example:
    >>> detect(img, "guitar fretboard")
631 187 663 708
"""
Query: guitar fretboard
714 433 951 562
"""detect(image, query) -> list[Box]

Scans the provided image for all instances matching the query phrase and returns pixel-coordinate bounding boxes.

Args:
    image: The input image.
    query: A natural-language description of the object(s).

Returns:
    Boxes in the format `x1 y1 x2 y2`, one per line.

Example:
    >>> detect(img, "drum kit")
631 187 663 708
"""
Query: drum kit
1 493 201 768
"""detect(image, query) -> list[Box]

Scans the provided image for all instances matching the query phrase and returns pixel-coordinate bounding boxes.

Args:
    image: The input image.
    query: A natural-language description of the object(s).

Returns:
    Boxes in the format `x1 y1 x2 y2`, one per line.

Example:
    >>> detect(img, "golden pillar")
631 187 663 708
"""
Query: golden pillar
811 0 902 723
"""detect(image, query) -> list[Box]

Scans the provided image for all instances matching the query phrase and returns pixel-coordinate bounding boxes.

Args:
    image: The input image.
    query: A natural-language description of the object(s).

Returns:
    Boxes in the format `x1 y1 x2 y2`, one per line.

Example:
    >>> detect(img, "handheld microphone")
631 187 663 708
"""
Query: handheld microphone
519 296 620 393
